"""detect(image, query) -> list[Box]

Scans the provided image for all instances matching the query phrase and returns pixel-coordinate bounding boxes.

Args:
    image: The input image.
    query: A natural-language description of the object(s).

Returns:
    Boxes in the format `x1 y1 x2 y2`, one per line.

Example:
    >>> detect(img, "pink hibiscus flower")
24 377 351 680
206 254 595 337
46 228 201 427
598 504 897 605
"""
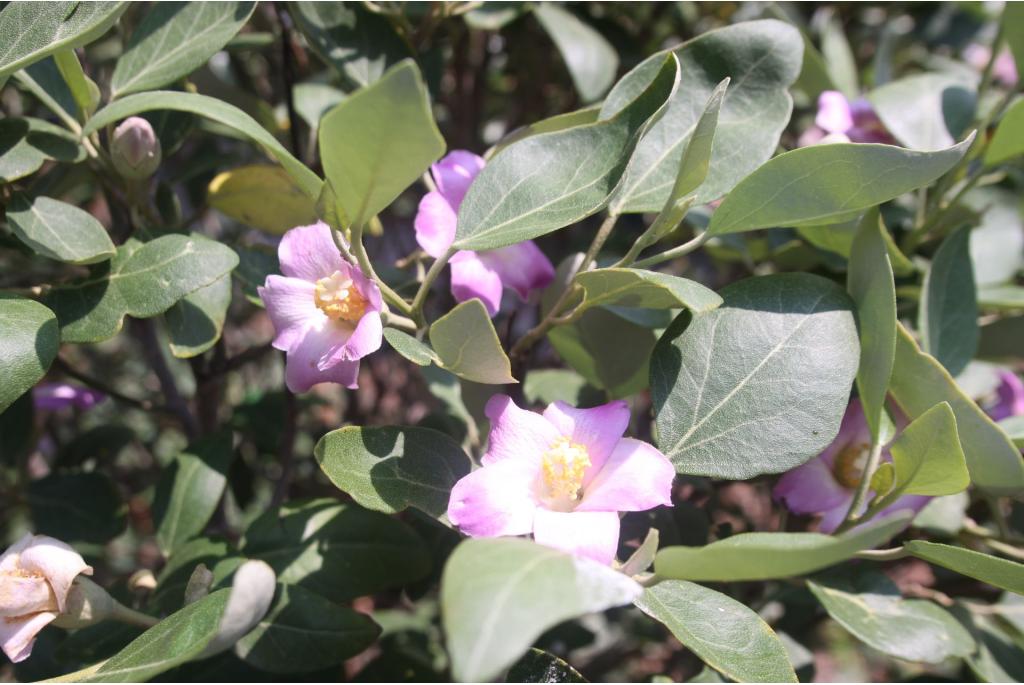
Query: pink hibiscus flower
258 222 383 393
798 90 894 147
447 395 676 565
773 399 930 533
414 151 555 317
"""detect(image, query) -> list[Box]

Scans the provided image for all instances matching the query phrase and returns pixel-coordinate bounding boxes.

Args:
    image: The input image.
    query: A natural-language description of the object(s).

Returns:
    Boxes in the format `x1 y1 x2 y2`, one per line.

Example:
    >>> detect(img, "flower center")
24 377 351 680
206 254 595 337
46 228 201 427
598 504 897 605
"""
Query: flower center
314 270 367 322
833 442 871 489
540 436 591 508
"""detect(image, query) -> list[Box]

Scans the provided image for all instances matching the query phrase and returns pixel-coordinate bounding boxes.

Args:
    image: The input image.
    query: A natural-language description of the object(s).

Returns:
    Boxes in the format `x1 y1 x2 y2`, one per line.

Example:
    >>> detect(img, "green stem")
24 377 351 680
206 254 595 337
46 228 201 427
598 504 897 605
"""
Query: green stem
410 247 455 328
631 232 708 269
834 440 885 534
382 311 418 333
111 603 159 629
854 546 908 561
349 223 413 316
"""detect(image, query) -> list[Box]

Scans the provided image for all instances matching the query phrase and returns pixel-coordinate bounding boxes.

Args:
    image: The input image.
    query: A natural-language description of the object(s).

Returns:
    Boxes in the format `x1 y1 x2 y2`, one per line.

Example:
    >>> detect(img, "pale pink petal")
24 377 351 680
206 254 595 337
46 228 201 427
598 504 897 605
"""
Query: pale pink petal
18 537 92 611
321 312 382 365
284 322 358 392
817 493 857 534
773 455 851 515
277 221 346 282
447 460 540 537
798 126 827 148
450 251 503 316
994 49 1018 87
258 275 323 352
815 91 854 134
0 576 57 617
0 611 57 663
542 400 630 484
431 150 485 208
477 242 556 301
347 263 383 312
414 192 457 259
482 394 562 467
818 399 871 468
532 509 620 565
577 438 675 513
986 371 1024 422
0 535 33 574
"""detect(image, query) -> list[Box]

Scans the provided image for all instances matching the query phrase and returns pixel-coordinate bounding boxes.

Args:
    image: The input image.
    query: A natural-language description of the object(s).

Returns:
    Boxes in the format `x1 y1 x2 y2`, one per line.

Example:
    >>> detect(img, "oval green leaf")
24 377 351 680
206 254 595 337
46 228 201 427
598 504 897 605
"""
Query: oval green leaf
574 268 722 315
534 3 618 103
165 275 232 358
919 226 978 376
0 117 84 182
905 541 1024 595
7 194 115 266
888 402 969 497
0 297 59 414
429 299 516 384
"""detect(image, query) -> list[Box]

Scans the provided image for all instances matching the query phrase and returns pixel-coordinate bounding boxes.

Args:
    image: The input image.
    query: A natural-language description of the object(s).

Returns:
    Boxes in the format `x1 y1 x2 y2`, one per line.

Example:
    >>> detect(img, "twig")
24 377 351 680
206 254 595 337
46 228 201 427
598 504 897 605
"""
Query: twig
132 319 199 441
54 356 163 413
410 247 455 328
271 386 299 507
274 2 302 156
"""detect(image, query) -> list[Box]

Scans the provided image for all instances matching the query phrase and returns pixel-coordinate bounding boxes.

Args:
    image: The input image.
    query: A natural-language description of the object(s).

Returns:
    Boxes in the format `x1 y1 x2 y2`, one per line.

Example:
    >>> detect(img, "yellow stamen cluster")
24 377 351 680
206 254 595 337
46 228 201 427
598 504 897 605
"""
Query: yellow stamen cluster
541 436 591 503
834 442 871 488
314 270 368 322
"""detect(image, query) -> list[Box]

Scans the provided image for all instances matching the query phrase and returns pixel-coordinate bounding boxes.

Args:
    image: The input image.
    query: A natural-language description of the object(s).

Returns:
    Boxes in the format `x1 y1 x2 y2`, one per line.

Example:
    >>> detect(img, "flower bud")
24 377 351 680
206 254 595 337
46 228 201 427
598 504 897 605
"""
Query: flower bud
51 577 115 629
110 116 162 180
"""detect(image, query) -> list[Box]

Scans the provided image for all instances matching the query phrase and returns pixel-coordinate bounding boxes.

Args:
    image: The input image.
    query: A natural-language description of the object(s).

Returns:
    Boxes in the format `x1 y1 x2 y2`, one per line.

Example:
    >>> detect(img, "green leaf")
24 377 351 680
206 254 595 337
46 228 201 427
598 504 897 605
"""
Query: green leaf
28 472 125 544
522 368 593 407
0 297 59 414
1005 2 1024 86
489 105 600 157
314 425 472 520
651 273 859 479
868 73 976 151
152 431 234 557
506 649 587 683
846 209 896 440
998 415 1024 448
6 194 115 266
573 268 721 316
241 499 431 603
706 136 974 235
0 394 35 468
165 275 231 358
978 284 1024 312
599 20 801 210
429 299 516 384
889 324 1024 495
887 402 969 497
84 91 322 200
206 164 319 236
985 98 1024 166
806 571 974 663
291 1 410 89
53 48 98 118
0 2 125 80
533 3 618 103
382 328 439 366
454 55 679 250
441 538 642 683
0 117 84 182
637 580 796 682
798 216 915 276
111 2 255 97
955 604 1024 683
319 59 445 229
234 584 381 674
905 541 1024 595
919 227 978 376
151 538 242 614
820 16 858 100
233 244 278 306
43 233 239 344
654 512 912 582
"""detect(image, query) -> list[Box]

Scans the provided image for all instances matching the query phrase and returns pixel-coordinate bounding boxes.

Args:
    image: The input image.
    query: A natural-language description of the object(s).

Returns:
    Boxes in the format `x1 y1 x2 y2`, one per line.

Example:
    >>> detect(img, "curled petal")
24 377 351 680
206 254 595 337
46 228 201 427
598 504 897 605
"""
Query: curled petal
482 395 562 467
577 438 675 513
815 91 854 134
320 313 382 366
450 251 503 316
431 150 485 208
542 400 630 484
532 509 620 565
18 536 92 612
277 221 346 282
258 275 322 352
347 262 383 312
414 192 457 259
0 576 57 618
284 323 359 392
0 611 57 663
773 456 851 515
448 460 539 537
477 242 555 301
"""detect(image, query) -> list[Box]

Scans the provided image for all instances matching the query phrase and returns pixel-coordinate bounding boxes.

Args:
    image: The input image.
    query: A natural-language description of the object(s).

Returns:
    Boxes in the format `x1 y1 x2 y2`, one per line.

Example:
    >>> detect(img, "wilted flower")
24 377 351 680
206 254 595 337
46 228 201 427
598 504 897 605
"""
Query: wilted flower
773 399 930 533
110 116 162 180
32 383 106 411
982 370 1024 422
964 44 1019 88
258 222 383 393
798 90 893 147
447 395 675 565
0 534 93 663
415 151 555 317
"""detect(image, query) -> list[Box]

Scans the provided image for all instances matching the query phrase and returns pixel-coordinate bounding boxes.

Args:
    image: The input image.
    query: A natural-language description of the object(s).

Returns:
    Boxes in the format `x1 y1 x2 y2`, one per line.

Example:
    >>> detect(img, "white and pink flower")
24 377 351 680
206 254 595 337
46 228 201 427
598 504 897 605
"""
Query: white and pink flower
798 90 894 147
447 395 675 565
0 534 93 663
258 222 383 393
415 151 555 317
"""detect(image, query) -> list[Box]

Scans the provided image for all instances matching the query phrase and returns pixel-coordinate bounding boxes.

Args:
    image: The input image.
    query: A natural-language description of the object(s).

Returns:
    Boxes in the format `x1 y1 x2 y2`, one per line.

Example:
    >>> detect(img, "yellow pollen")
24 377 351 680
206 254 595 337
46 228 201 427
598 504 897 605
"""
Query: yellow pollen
834 442 871 489
541 436 591 502
314 270 368 322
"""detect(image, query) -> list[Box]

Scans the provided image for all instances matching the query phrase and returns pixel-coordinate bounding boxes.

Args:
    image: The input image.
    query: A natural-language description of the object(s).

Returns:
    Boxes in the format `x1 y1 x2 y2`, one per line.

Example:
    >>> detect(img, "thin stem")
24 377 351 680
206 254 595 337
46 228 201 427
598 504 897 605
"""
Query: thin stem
54 356 163 413
986 496 1011 539
350 223 413 315
111 603 159 629
410 247 455 328
834 440 885 534
631 232 709 269
382 311 418 333
274 3 301 156
855 546 909 561
976 22 1005 99
132 320 199 441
